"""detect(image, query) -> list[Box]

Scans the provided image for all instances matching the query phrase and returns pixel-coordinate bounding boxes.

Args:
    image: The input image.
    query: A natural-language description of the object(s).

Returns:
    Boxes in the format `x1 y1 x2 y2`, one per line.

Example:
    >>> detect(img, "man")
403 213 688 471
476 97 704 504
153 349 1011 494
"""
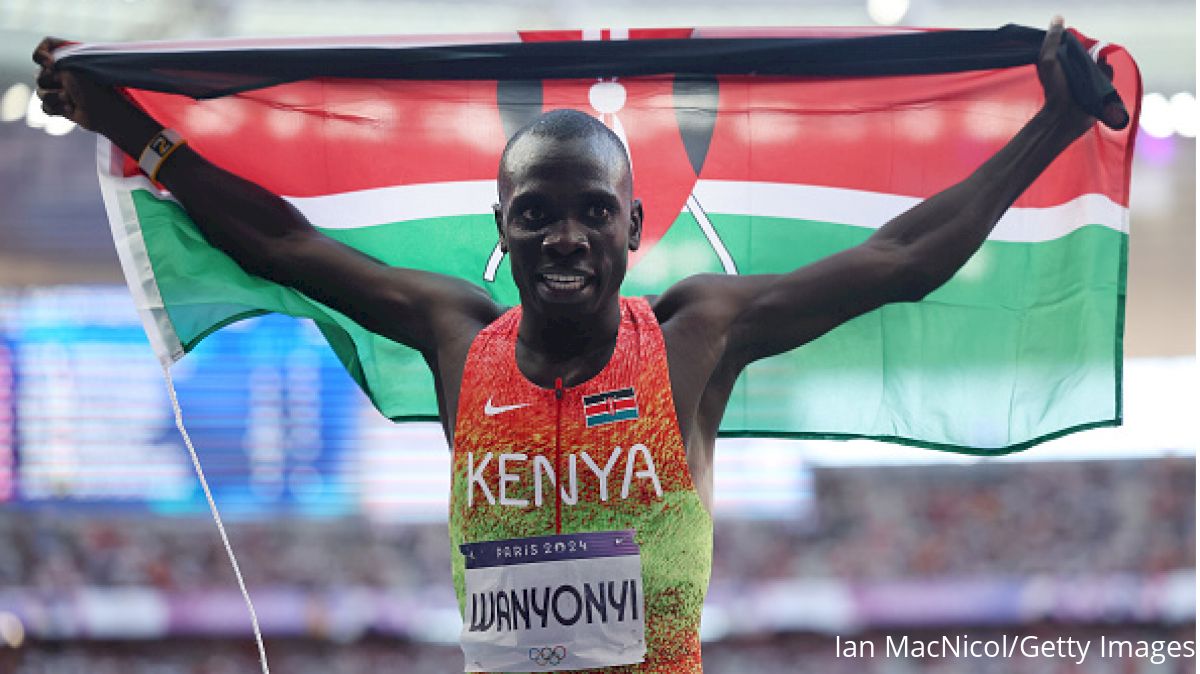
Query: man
34 18 1125 673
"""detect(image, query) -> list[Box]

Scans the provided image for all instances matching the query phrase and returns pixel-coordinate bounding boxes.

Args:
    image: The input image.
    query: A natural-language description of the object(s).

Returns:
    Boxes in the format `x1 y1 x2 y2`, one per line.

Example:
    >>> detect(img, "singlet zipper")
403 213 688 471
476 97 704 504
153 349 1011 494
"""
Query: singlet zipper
554 376 564 535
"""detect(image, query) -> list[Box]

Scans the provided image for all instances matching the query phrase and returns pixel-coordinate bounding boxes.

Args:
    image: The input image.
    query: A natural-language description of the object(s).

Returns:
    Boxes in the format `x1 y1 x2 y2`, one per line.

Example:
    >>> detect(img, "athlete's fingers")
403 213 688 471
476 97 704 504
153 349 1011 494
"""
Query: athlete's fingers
36 87 60 107
41 96 60 117
36 69 62 91
35 86 60 103
1035 16 1068 98
1039 16 1065 65
36 88 70 117
32 37 72 66
33 37 65 67
1091 55 1127 129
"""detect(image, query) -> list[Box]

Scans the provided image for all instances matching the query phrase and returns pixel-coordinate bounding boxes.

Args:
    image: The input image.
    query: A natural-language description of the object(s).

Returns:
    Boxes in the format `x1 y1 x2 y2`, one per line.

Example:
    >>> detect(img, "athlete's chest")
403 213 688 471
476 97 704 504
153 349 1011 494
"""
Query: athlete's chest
456 363 682 510
451 298 696 514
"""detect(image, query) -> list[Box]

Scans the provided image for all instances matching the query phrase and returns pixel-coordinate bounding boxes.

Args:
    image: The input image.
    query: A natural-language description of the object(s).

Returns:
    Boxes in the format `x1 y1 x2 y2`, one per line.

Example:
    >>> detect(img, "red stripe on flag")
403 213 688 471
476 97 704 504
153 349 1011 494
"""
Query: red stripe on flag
519 30 584 42
629 28 694 40
128 79 509 196
698 65 1138 208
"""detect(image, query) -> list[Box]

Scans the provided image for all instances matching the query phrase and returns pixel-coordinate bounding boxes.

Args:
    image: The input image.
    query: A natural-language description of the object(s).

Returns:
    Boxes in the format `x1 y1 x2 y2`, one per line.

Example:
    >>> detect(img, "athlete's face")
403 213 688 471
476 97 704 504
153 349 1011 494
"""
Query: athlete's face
495 134 642 316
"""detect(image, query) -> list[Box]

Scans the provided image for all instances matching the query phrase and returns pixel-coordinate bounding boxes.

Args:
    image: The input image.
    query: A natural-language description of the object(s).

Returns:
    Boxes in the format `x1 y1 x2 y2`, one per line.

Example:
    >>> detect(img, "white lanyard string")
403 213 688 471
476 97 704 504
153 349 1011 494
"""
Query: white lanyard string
163 365 271 674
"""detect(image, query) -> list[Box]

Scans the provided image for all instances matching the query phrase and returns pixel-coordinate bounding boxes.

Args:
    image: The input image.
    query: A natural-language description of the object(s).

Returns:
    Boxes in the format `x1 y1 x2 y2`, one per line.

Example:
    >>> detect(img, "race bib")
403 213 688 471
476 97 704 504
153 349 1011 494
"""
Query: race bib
460 530 646 672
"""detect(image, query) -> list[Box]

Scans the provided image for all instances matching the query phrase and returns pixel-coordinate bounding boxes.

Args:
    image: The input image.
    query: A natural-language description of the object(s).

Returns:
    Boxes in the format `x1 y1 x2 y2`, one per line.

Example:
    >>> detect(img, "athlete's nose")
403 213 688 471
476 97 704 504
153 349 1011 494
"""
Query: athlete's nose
542 218 589 257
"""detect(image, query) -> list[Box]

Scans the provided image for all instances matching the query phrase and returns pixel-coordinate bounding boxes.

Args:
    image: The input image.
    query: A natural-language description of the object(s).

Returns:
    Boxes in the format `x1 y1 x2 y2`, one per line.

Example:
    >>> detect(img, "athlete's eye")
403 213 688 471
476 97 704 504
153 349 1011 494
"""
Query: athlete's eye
519 206 546 225
586 204 613 221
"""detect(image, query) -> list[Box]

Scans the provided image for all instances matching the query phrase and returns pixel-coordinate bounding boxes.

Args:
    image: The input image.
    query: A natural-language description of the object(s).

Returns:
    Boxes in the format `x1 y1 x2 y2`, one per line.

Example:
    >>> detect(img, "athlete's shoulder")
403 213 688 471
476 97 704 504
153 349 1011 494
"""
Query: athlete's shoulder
469 303 517 337
648 273 738 326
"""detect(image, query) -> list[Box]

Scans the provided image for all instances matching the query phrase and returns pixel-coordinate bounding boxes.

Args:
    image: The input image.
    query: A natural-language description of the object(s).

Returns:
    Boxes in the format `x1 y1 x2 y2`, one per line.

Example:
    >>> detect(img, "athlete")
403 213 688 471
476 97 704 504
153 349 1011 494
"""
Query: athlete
34 18 1125 673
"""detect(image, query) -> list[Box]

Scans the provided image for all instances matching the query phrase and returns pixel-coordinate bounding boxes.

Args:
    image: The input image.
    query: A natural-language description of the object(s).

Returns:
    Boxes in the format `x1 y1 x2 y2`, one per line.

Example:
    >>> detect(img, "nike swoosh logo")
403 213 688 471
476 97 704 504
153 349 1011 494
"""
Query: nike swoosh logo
484 398 531 416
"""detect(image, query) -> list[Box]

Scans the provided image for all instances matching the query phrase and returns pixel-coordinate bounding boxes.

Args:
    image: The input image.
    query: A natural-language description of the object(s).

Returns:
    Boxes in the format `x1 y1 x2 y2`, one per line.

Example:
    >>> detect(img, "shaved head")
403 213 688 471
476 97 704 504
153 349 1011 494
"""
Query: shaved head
498 109 632 201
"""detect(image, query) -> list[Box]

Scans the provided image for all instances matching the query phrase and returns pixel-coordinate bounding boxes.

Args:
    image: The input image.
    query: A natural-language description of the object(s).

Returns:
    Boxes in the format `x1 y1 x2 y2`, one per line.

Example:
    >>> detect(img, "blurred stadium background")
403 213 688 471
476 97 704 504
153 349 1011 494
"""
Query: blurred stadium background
0 0 1194 672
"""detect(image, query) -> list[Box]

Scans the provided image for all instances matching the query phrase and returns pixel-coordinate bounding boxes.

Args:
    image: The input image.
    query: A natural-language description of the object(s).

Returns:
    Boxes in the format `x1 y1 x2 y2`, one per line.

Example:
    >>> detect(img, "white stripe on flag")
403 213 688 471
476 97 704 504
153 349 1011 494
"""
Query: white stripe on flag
274 179 1127 243
95 139 185 368
690 180 1129 242
284 180 499 229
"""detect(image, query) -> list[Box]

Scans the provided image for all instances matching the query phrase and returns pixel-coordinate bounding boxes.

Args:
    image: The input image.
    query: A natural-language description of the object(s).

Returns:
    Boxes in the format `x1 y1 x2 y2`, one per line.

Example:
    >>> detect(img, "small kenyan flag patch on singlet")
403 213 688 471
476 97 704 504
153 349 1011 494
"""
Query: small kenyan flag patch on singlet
583 388 639 428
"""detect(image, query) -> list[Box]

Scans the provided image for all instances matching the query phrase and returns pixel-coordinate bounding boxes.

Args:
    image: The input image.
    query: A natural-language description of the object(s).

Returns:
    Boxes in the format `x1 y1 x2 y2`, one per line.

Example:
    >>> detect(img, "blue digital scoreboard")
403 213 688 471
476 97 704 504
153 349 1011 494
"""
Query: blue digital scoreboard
6 287 360 516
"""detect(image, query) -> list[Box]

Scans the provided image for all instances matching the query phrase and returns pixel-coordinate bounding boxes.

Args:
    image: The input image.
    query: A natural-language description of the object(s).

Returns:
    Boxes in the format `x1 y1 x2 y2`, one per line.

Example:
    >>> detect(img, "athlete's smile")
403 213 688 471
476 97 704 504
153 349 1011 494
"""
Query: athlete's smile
537 269 592 296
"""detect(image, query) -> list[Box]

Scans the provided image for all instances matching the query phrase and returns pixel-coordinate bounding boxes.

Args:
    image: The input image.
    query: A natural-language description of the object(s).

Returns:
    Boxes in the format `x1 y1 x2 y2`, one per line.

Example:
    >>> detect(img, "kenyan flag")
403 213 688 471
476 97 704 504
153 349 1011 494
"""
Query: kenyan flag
584 388 640 428
63 25 1140 453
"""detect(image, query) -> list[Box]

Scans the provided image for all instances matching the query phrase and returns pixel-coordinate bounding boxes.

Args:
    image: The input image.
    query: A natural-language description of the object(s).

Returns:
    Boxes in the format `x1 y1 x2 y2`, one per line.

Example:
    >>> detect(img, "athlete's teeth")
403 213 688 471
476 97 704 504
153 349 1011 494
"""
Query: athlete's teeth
546 281 582 292
543 273 586 291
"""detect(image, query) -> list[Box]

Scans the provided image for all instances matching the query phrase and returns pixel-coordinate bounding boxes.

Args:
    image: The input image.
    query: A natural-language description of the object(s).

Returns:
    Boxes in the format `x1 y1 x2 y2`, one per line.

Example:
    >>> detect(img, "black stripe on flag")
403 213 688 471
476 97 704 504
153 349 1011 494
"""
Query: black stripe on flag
59 25 1079 99
584 387 635 406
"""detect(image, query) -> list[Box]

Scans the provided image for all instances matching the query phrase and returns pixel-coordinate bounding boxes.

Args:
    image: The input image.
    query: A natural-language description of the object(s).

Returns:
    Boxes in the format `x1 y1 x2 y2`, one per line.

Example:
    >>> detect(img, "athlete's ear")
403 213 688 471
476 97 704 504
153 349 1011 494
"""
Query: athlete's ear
493 203 508 253
628 199 643 251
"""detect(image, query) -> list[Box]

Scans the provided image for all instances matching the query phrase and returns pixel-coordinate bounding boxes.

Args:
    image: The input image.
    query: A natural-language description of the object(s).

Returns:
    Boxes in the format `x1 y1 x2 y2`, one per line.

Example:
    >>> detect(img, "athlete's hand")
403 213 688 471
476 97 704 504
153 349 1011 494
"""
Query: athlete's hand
33 36 128 134
1037 17 1128 136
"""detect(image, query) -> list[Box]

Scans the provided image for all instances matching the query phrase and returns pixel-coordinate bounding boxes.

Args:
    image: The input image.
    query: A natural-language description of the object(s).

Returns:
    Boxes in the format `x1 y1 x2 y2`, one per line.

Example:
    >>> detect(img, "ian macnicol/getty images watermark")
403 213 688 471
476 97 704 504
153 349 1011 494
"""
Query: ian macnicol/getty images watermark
835 634 1197 665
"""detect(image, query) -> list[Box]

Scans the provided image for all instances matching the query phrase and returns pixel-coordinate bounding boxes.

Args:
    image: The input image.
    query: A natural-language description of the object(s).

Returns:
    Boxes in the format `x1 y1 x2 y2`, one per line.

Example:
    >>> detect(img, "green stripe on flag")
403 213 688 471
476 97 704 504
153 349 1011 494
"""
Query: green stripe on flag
587 408 641 427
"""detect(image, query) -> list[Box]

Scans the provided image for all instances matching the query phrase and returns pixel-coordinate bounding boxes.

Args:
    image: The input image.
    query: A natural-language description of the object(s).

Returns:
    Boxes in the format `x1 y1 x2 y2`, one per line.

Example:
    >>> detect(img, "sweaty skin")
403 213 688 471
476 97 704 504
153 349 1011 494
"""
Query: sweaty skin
33 19 1124 515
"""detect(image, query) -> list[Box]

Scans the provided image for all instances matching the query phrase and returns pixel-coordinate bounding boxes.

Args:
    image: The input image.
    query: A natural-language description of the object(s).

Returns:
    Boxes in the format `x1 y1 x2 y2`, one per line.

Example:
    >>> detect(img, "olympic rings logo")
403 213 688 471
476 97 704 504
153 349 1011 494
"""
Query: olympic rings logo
529 645 567 667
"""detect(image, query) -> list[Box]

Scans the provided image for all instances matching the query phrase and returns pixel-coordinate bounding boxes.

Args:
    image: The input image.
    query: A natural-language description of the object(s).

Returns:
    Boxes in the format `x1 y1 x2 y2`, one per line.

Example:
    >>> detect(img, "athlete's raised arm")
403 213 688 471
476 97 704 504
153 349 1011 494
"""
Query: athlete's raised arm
655 18 1128 372
33 37 501 356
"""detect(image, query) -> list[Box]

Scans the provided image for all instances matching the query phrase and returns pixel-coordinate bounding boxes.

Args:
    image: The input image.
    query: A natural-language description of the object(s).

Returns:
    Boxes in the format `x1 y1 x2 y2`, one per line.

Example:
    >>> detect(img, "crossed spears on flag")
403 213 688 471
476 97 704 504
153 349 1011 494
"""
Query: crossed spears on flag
482 67 739 282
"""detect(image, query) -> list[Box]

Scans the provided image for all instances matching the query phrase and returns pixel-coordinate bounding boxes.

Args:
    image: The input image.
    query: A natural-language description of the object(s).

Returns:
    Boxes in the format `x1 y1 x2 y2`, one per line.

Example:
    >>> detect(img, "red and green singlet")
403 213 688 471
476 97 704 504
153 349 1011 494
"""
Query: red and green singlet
450 297 713 673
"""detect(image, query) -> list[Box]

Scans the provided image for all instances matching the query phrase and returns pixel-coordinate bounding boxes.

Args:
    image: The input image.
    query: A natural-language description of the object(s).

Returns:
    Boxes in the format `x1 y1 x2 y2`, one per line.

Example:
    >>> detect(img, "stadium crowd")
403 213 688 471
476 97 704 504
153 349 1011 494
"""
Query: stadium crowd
0 458 1192 592
714 457 1195 583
